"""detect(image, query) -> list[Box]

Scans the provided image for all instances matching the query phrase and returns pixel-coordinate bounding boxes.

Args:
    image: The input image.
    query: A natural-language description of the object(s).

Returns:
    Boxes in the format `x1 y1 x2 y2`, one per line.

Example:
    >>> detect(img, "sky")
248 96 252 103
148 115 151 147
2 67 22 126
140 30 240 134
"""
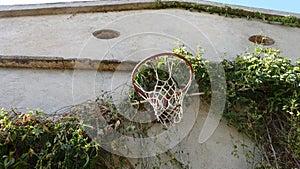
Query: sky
0 0 299 14
210 0 300 14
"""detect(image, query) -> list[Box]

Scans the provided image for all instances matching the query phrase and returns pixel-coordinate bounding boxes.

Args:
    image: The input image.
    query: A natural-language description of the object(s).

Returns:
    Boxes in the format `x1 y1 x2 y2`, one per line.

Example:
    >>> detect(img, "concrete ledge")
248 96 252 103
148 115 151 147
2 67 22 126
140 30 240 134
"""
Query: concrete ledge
0 0 156 18
0 0 299 18
0 55 137 71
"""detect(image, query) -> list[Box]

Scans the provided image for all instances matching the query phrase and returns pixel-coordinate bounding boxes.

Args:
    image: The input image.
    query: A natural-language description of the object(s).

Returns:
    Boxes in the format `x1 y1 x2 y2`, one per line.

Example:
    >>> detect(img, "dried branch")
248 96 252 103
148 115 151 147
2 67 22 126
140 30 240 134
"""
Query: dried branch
266 126 279 169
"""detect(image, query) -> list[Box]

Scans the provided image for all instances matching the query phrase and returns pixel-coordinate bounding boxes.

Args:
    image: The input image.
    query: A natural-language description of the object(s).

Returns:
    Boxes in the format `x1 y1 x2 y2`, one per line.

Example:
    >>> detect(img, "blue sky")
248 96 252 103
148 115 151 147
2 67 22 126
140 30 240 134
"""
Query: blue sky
209 0 300 14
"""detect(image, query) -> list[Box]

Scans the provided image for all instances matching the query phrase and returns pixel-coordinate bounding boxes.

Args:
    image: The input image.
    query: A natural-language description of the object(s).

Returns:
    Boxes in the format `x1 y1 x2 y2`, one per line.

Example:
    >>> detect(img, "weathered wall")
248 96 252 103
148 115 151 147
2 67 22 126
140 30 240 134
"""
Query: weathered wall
0 9 299 61
0 1 299 168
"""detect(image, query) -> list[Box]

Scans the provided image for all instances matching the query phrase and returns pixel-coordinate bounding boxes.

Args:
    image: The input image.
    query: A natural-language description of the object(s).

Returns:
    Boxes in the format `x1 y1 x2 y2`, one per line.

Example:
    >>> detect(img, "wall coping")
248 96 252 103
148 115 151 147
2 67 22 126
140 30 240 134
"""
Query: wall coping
0 55 136 71
0 0 299 18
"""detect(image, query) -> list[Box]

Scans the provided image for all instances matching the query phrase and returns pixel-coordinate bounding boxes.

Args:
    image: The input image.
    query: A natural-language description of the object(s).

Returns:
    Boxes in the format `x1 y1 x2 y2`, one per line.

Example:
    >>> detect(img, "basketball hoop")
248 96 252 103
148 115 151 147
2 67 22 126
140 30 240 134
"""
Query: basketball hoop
131 53 194 127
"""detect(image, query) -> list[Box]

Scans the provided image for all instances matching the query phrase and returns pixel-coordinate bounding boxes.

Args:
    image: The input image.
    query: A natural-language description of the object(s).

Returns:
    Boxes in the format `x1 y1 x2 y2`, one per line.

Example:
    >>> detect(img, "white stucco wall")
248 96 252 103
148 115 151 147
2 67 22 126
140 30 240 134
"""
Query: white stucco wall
0 2 299 168
0 9 299 61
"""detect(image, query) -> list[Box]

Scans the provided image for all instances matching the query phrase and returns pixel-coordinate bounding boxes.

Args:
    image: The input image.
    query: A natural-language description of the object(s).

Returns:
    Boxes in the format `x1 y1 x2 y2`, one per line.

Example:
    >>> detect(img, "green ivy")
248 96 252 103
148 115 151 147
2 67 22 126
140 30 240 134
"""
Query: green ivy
155 1 300 28
0 108 132 169
174 44 300 168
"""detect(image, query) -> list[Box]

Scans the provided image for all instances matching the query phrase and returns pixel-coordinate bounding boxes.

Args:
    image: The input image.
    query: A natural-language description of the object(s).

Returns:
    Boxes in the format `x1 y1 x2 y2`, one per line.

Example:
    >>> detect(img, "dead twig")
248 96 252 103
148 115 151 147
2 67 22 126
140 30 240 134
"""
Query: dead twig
266 126 279 169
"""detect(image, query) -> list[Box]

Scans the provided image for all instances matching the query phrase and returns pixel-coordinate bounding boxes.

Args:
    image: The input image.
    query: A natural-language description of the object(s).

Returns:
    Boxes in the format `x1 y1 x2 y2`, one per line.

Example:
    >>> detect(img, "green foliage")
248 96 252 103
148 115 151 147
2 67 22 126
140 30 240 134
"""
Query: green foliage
0 108 131 169
173 45 212 99
176 45 300 168
0 94 184 169
155 1 300 28
223 47 299 168
134 67 171 91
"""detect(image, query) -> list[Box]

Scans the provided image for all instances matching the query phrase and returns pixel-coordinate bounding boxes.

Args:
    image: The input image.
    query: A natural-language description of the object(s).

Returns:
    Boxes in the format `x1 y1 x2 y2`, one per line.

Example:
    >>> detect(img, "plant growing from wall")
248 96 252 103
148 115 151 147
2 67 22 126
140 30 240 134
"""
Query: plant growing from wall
0 108 134 169
174 44 300 168
155 1 300 28
0 95 188 168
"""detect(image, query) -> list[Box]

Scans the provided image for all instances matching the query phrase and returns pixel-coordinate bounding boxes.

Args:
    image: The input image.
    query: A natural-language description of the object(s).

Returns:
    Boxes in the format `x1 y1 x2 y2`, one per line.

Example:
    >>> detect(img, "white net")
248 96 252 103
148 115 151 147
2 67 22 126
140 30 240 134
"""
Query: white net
132 53 193 127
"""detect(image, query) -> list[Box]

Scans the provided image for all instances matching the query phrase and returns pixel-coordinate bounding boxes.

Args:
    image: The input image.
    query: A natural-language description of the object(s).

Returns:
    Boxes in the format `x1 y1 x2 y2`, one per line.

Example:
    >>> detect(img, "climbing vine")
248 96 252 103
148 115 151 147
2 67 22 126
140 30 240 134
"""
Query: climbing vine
174 44 300 168
155 1 300 28
0 107 134 169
